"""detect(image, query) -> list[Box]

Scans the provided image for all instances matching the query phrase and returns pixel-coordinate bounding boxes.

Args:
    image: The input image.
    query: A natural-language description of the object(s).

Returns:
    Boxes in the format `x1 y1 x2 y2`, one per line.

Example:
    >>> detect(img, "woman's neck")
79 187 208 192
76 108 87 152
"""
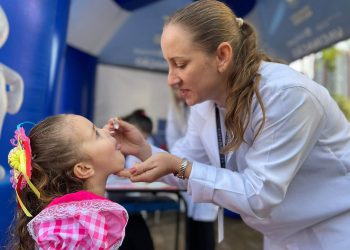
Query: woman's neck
214 94 226 108
213 82 228 108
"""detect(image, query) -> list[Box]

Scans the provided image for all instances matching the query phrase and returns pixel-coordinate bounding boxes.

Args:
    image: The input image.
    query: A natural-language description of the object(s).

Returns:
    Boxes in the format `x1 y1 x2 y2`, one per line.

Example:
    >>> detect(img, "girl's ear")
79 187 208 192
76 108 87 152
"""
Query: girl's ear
216 42 233 73
73 163 95 179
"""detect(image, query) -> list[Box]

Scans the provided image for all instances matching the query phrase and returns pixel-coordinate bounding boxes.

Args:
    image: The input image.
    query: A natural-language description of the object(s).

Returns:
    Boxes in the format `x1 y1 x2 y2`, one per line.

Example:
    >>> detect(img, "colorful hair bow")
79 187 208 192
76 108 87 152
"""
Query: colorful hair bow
8 122 40 217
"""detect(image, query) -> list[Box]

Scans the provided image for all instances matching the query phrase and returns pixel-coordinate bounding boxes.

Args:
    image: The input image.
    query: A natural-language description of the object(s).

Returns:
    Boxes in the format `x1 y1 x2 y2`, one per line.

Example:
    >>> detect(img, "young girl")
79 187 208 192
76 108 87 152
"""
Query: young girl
8 114 128 250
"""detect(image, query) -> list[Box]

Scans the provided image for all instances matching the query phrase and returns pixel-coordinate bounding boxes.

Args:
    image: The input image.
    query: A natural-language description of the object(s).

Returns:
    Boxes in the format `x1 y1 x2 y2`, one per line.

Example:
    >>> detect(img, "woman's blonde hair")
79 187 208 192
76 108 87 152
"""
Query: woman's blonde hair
165 0 272 151
8 114 88 250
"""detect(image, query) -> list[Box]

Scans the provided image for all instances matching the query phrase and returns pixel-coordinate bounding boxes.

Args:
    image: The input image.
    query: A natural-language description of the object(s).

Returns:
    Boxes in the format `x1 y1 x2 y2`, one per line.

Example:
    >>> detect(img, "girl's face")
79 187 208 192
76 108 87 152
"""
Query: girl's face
161 24 227 106
70 115 125 176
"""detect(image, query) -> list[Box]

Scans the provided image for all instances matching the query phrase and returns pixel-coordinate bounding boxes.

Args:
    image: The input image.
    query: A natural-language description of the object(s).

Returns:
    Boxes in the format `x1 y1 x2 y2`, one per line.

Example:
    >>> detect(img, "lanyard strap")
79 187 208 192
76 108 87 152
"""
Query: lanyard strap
215 105 227 243
215 105 227 168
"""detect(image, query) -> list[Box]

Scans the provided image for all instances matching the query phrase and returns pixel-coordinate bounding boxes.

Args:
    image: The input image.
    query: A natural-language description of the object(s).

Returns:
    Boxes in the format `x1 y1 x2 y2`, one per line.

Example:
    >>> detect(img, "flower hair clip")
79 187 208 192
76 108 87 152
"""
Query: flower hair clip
8 122 40 217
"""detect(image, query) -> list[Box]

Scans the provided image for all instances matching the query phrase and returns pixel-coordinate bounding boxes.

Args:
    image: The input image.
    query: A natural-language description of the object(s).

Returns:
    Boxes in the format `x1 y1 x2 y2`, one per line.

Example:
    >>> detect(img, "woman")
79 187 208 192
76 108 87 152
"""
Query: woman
108 1 350 249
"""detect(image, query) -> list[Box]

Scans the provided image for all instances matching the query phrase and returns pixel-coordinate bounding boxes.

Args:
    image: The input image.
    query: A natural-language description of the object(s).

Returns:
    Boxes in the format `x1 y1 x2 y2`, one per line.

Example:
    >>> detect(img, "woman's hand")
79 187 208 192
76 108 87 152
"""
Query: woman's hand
104 118 151 161
128 152 182 182
114 169 131 178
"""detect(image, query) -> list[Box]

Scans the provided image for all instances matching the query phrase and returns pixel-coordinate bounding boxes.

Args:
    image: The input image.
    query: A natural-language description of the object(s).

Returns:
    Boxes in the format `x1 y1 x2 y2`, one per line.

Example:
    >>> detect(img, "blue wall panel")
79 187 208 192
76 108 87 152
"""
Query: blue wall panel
0 1 70 246
54 46 97 120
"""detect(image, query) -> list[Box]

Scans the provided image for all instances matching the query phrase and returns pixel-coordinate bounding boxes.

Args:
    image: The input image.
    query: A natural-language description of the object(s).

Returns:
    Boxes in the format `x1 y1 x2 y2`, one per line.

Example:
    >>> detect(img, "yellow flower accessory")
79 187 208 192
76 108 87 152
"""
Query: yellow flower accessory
8 123 40 217
8 148 26 173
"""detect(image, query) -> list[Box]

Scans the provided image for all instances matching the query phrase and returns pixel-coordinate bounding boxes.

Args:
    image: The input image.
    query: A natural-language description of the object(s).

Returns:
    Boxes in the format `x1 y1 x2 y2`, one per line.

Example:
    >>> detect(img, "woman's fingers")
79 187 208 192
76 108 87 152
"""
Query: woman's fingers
115 169 131 178
114 119 132 131
104 118 116 134
105 117 150 159
129 163 158 182
129 162 147 176
128 153 177 182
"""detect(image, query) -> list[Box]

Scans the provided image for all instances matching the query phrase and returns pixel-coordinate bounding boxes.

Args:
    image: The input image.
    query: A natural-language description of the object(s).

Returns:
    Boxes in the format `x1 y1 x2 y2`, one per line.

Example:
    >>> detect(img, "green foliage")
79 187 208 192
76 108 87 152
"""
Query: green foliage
332 94 350 121
322 47 340 71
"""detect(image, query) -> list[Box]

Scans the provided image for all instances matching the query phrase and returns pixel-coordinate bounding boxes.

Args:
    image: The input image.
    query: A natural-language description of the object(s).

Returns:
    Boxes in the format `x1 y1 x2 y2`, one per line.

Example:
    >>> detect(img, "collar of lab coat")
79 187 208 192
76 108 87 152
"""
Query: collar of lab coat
195 101 225 168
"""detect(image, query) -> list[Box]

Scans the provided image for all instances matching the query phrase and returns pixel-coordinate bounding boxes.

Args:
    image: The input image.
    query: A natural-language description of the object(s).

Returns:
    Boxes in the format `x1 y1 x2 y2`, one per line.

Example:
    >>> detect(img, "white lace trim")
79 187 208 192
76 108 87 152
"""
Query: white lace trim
27 199 128 249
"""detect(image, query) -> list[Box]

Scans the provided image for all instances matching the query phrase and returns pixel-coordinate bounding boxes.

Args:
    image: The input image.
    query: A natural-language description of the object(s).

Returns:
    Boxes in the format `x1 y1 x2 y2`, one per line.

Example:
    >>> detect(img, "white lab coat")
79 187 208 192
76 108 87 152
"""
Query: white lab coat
158 62 350 249
165 97 218 221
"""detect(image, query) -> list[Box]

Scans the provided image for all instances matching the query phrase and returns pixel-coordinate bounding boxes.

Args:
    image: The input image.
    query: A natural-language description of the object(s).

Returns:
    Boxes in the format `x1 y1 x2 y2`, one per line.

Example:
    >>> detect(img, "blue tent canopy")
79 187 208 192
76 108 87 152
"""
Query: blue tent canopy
67 0 350 70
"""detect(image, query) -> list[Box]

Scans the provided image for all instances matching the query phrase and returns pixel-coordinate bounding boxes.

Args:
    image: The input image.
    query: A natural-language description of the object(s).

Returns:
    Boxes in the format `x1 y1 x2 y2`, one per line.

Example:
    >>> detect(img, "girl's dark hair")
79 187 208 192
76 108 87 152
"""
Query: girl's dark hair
8 114 88 250
165 0 273 151
123 109 153 135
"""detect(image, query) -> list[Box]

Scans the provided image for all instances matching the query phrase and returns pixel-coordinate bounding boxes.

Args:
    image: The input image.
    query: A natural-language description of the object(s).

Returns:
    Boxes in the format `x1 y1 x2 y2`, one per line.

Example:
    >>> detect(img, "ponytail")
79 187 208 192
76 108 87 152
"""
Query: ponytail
224 21 271 152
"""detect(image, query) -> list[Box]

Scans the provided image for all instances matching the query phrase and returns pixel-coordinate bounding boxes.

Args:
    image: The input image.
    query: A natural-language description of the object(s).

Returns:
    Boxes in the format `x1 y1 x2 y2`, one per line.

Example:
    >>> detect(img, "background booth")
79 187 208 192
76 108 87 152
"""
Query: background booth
1 0 350 246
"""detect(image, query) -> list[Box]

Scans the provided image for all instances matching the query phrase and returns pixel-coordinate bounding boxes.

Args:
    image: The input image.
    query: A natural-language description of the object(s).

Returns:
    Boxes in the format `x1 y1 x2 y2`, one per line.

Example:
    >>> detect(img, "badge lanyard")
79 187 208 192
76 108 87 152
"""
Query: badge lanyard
215 105 228 168
215 104 229 242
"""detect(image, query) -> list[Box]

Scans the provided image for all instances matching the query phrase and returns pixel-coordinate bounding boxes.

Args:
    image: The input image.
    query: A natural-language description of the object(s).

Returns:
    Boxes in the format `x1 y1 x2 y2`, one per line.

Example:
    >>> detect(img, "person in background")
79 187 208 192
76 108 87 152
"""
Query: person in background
106 1 350 249
166 86 189 149
124 109 154 147
8 114 128 250
166 86 216 250
108 109 155 250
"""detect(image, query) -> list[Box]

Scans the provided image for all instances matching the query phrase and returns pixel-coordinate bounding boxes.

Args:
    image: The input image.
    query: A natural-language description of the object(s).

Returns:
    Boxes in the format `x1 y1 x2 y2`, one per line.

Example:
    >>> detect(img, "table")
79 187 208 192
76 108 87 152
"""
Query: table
106 182 187 250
